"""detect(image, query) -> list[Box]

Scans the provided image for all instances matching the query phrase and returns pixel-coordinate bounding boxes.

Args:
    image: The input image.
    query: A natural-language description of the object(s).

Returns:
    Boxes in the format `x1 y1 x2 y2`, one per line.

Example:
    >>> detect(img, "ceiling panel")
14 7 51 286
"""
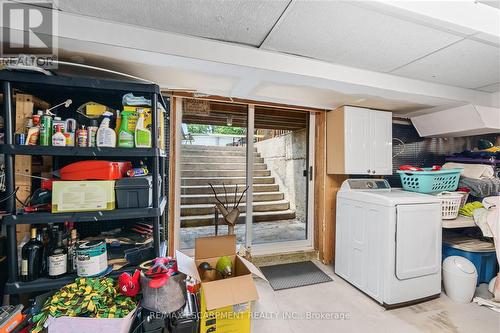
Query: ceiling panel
57 0 289 46
261 1 462 72
392 39 500 89
478 1 500 10
476 82 500 92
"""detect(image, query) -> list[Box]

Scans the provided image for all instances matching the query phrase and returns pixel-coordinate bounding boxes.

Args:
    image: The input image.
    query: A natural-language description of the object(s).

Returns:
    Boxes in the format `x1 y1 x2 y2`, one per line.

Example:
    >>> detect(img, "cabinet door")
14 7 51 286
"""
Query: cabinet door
344 107 370 174
369 111 392 175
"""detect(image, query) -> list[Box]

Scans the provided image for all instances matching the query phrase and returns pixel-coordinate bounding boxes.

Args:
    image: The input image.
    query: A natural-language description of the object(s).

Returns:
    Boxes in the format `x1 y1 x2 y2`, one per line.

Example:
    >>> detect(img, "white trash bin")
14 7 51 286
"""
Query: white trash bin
443 256 478 303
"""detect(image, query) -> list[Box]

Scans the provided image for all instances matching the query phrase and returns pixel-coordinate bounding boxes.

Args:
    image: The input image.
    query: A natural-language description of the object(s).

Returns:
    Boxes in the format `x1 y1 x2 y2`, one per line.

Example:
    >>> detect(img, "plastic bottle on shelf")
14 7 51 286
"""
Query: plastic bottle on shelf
87 119 99 147
52 124 66 146
96 111 116 147
134 109 152 148
118 111 134 148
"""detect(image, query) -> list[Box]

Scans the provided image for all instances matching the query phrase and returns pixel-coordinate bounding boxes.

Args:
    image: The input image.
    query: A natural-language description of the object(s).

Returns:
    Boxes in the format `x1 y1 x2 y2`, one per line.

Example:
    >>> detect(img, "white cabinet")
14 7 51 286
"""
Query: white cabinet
327 106 392 175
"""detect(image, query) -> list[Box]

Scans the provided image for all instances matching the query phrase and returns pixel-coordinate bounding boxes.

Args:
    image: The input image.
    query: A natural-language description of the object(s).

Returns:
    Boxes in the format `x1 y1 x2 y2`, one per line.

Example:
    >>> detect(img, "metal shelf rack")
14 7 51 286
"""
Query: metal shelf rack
0 71 168 294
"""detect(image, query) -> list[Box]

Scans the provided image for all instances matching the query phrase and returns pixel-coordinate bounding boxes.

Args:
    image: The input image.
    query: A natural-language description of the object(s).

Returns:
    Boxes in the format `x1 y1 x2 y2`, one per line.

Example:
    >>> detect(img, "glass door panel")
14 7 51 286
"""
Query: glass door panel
251 107 309 245
179 102 247 249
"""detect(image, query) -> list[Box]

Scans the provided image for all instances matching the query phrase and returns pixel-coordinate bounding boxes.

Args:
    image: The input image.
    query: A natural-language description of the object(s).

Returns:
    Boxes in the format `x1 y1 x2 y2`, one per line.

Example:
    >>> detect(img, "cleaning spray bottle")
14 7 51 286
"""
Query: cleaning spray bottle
96 111 116 147
118 112 134 148
134 109 152 148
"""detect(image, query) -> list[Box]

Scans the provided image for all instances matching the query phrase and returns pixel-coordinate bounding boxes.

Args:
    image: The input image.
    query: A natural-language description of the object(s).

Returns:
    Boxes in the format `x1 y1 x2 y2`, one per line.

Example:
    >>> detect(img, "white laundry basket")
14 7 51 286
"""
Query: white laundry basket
443 256 477 303
437 192 463 219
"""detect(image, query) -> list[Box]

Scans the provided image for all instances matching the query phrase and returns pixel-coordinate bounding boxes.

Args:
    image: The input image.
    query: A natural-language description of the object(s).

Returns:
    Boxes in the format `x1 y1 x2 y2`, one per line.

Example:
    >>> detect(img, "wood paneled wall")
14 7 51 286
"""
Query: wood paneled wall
314 111 347 264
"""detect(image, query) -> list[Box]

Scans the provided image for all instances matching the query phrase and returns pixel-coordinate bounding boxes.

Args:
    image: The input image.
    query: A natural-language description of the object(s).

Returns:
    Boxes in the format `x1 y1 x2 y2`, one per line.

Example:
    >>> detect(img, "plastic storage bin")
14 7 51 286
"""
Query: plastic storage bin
442 256 477 303
442 244 498 285
115 176 159 209
397 168 463 193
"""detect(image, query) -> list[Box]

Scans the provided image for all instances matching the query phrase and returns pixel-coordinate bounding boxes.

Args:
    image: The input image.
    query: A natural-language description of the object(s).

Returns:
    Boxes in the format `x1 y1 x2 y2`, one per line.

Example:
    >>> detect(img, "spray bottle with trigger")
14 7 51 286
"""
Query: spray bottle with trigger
96 111 116 147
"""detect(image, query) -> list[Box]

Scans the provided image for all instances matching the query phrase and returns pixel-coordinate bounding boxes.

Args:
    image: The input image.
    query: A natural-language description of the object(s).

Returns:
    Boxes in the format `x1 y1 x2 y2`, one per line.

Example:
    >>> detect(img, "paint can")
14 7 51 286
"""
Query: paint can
76 240 108 277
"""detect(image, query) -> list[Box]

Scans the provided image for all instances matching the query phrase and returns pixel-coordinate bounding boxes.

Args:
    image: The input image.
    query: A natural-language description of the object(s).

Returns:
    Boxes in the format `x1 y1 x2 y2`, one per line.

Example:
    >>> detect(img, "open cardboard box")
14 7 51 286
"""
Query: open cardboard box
176 235 267 311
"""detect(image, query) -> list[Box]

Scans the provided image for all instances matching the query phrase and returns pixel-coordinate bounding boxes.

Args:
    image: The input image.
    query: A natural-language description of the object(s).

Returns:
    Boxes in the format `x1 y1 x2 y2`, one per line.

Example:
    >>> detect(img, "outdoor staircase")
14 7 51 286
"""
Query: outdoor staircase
180 145 296 227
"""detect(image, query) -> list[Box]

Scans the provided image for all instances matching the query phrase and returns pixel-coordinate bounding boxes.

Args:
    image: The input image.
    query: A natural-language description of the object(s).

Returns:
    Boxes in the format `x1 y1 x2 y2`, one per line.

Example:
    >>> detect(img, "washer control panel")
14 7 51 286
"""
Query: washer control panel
340 179 391 191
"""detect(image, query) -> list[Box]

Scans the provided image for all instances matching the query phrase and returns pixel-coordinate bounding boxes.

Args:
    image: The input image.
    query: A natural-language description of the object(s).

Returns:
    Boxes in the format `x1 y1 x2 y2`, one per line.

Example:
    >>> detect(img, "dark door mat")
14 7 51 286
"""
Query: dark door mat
260 261 333 291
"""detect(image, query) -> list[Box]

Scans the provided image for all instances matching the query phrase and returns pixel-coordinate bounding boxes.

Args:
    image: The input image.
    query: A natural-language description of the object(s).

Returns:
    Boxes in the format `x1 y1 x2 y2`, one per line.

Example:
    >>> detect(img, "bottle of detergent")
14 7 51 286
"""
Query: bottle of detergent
51 124 66 146
118 112 134 148
135 109 152 148
96 112 116 147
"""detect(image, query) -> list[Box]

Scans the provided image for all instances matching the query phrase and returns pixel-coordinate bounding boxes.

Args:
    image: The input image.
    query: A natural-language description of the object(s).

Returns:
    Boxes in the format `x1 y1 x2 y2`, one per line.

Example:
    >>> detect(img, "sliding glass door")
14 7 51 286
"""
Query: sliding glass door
178 100 313 253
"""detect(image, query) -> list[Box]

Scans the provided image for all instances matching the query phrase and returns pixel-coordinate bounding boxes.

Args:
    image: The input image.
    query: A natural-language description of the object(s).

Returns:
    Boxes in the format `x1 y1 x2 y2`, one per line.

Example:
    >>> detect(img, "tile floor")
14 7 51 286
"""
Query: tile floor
251 261 499 333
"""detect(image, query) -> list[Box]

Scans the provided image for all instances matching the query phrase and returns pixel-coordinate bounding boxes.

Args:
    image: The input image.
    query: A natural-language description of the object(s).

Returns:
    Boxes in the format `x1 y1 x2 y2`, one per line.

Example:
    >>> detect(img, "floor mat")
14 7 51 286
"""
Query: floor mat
260 261 333 291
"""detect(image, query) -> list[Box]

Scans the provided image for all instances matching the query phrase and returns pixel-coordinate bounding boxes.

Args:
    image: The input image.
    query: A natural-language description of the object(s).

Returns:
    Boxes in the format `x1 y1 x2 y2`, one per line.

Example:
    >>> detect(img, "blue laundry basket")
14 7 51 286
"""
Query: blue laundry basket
397 168 463 193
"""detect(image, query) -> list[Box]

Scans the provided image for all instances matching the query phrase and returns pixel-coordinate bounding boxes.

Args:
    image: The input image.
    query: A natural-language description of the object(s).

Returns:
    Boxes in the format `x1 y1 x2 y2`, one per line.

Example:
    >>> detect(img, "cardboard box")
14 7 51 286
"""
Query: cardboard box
46 307 136 333
176 235 266 333
52 180 115 213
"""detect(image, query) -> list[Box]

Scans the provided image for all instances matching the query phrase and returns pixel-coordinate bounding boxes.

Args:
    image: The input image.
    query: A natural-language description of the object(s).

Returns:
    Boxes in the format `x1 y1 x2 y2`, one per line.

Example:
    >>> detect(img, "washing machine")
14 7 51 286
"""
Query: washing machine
335 179 442 308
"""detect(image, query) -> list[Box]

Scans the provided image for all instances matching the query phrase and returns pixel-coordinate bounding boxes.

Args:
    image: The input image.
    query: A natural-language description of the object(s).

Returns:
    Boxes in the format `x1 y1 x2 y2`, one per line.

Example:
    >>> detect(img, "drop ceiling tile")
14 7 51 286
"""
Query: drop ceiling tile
261 1 462 72
477 82 500 92
392 39 500 89
57 0 289 46
478 0 500 10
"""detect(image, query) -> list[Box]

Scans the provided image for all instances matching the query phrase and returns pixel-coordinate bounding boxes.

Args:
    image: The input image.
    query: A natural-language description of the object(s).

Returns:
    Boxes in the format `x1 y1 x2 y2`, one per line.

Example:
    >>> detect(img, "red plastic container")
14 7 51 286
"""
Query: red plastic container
59 161 132 180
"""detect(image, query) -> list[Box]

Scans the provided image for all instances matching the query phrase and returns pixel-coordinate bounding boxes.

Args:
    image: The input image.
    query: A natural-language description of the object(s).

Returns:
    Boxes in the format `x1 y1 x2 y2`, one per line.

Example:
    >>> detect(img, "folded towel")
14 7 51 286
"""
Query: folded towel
443 162 494 179
459 177 500 198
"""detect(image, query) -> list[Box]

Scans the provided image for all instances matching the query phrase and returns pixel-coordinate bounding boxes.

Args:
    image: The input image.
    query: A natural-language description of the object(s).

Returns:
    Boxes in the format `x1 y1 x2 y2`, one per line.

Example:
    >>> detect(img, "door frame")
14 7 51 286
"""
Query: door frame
172 97 315 256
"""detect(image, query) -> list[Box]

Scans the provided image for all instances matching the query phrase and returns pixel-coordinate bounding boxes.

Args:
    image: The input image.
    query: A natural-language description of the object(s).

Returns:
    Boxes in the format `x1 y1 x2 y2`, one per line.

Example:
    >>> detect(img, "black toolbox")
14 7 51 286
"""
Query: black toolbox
115 176 160 209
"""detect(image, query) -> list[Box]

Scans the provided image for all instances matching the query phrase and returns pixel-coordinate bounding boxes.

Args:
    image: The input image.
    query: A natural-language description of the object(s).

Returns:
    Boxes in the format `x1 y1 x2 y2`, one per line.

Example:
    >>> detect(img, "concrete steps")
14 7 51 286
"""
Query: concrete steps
180 144 296 226
181 199 290 216
181 192 284 205
182 169 270 177
181 156 264 163
182 144 256 152
180 176 275 186
180 210 296 227
181 163 267 171
181 183 279 195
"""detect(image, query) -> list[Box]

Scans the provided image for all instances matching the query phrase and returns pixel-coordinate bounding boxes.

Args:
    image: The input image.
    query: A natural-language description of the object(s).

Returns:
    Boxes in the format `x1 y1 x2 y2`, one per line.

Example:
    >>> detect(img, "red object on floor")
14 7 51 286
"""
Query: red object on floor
59 161 132 180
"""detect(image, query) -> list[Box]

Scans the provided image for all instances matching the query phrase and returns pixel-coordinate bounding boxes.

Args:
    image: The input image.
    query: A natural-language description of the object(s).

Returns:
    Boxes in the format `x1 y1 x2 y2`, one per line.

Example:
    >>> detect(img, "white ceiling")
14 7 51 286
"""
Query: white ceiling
55 0 500 94
261 1 463 73
391 39 500 89
56 0 289 46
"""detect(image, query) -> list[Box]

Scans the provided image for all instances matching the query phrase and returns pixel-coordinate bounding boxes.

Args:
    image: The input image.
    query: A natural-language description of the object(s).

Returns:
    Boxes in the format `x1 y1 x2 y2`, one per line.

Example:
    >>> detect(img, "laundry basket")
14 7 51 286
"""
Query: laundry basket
454 191 470 207
397 168 463 193
437 192 463 219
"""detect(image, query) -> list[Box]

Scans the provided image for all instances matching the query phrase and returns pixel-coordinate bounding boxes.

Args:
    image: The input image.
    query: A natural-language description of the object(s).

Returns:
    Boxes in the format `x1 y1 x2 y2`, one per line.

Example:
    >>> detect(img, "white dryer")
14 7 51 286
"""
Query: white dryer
335 179 442 308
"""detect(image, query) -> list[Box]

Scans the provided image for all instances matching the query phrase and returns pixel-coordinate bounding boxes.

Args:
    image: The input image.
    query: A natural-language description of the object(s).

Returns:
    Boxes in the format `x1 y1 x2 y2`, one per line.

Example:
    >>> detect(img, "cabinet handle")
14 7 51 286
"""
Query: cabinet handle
367 169 371 174
372 170 376 174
